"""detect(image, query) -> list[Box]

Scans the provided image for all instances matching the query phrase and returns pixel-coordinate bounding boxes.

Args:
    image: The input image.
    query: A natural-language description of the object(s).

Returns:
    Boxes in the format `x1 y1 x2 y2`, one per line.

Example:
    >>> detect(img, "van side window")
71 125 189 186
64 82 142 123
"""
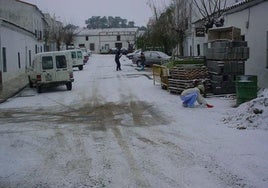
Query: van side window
42 56 53 69
56 55 67 68
77 51 83 59
71 52 76 59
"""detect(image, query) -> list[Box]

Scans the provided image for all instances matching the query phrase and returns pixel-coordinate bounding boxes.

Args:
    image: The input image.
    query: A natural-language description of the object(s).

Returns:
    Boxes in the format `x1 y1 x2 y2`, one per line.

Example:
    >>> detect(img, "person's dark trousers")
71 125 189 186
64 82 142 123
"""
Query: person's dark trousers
116 60 121 71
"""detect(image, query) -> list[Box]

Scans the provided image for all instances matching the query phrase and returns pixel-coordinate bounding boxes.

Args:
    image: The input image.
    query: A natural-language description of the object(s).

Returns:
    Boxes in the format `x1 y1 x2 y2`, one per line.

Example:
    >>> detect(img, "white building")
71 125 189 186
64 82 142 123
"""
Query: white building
183 0 268 88
223 0 268 88
73 28 139 54
0 0 46 90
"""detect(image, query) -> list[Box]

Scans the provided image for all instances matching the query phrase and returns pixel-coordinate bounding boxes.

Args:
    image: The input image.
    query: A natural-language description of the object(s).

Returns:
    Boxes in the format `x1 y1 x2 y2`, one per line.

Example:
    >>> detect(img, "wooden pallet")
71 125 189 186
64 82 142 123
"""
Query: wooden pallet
170 66 209 80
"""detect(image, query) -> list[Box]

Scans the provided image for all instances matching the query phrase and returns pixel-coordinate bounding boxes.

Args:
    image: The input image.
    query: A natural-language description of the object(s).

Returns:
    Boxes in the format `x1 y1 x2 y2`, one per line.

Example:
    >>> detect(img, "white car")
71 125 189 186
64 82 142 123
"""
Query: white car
27 51 74 93
127 49 141 59
66 49 84 70
134 51 171 66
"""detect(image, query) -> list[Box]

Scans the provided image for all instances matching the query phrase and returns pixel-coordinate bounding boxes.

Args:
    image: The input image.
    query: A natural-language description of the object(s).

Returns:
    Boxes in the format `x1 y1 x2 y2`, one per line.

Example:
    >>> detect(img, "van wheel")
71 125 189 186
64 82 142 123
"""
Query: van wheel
78 65 83 70
37 86 42 93
66 82 72 91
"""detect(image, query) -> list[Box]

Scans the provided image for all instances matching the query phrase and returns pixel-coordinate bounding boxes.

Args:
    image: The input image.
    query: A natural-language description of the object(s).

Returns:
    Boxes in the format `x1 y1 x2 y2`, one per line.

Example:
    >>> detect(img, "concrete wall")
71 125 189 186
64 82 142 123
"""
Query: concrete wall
223 1 268 88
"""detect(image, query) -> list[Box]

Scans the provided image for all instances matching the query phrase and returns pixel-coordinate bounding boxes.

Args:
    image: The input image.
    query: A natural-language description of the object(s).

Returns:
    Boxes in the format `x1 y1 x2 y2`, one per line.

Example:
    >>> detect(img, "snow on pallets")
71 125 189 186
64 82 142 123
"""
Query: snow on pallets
168 66 209 94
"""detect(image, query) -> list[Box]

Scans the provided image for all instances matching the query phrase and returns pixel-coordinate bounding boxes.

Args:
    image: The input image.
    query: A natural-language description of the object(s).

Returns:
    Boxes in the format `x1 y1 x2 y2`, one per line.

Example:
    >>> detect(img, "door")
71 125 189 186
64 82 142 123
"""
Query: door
55 55 69 81
41 55 55 83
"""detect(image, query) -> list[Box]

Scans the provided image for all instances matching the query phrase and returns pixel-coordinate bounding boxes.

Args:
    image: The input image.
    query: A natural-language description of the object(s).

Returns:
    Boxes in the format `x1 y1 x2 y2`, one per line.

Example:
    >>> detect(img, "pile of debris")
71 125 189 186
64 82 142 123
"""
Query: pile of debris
222 88 268 130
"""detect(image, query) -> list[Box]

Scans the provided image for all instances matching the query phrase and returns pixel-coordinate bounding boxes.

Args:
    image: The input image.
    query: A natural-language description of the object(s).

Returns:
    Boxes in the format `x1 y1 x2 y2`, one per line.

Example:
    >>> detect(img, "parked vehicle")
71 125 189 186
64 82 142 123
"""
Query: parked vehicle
109 48 117 54
132 50 142 64
120 47 128 55
80 48 89 63
133 51 171 66
67 49 84 70
27 51 74 93
126 49 141 59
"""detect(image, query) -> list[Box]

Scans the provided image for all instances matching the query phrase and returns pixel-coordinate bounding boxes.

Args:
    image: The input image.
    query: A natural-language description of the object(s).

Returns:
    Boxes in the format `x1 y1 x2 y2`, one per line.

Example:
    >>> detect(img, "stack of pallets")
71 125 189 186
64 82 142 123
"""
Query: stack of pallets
168 65 210 94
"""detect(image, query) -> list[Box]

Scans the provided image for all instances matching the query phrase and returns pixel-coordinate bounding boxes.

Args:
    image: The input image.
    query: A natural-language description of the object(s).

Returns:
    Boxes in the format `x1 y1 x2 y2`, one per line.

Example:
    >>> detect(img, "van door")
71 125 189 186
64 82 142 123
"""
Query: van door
55 55 69 81
41 55 55 83
71 51 77 66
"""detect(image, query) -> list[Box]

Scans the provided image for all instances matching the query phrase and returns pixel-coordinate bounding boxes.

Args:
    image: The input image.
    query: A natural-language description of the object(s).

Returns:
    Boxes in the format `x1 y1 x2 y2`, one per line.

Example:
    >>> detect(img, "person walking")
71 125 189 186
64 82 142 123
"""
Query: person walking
115 48 122 71
140 52 146 71
180 84 214 108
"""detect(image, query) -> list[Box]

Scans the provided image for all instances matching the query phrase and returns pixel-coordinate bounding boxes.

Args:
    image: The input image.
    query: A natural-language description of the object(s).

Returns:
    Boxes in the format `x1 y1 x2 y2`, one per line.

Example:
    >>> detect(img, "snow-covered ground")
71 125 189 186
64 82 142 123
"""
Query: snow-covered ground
0 54 267 188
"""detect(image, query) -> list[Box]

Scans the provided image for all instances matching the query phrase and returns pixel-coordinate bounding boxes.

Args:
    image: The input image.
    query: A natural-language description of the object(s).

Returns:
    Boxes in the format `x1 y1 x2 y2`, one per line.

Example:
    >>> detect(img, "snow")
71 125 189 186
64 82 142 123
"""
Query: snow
0 54 267 188
223 88 268 130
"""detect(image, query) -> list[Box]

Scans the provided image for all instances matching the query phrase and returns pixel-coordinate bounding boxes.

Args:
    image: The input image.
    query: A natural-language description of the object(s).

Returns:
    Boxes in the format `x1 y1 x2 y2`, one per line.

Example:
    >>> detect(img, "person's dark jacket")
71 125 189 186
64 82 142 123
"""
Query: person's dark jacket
115 50 121 61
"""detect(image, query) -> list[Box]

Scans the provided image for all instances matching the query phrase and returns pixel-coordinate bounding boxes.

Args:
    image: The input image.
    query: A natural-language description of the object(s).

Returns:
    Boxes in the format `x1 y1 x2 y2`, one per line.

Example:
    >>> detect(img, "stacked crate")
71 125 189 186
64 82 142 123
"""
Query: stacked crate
204 26 249 94
168 65 210 94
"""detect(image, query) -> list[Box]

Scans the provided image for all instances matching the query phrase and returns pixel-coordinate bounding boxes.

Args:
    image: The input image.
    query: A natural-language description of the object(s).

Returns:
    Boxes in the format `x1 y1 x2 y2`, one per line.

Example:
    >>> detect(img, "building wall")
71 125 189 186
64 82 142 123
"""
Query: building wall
0 20 36 86
0 0 46 91
223 1 268 88
0 0 45 40
73 28 137 54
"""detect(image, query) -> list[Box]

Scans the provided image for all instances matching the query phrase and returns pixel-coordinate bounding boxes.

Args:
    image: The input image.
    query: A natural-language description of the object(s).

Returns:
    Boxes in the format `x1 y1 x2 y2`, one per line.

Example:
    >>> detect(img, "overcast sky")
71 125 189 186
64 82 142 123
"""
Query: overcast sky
23 0 171 27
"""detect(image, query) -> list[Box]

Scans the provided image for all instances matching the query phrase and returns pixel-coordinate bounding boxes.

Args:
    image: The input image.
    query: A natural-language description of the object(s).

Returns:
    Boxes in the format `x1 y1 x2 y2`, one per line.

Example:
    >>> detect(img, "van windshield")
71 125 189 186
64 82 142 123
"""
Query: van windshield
56 55 67 68
42 56 53 69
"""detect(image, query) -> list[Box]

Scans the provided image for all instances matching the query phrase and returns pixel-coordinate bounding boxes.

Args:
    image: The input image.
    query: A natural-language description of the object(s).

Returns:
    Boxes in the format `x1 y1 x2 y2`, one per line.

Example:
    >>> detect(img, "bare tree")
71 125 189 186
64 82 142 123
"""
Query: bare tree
193 0 227 31
62 24 78 49
147 0 170 21
43 14 63 51
172 0 191 56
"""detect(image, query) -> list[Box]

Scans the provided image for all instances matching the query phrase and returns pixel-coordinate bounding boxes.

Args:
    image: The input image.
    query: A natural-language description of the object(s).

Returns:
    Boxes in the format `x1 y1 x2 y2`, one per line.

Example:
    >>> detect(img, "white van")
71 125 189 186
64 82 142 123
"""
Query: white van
67 49 84 70
27 51 74 93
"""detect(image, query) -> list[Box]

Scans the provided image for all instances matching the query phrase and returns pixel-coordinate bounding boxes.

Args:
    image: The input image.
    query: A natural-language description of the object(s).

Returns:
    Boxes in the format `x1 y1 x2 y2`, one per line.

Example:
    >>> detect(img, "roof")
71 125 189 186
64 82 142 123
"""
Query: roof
0 17 34 35
16 0 45 17
193 0 267 24
75 27 139 36
224 0 267 15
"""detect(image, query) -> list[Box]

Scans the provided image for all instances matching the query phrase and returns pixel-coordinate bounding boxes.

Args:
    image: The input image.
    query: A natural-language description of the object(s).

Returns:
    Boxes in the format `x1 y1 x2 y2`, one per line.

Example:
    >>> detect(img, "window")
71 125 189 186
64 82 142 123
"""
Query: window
18 52 21 69
42 56 53 69
86 36 89 41
267 31 268 68
197 44 200 56
39 31 42 40
117 35 121 41
90 43 95 51
2 47 7 72
29 50 32 66
71 51 76 59
56 55 67 68
35 45 38 54
77 51 83 58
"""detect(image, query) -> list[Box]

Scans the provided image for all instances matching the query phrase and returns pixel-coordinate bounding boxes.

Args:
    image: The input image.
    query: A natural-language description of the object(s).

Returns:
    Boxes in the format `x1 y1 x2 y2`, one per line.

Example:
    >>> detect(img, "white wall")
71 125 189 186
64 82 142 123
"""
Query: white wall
73 28 137 54
0 21 39 83
224 2 268 88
